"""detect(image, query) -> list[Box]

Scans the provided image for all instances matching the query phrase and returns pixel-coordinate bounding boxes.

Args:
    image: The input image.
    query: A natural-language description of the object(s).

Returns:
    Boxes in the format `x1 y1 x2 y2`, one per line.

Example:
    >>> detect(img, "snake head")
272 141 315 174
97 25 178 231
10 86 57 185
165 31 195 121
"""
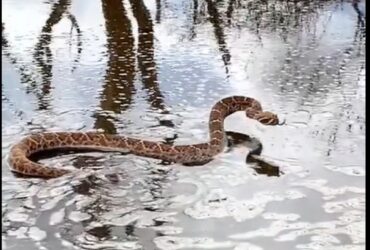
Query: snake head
254 111 280 125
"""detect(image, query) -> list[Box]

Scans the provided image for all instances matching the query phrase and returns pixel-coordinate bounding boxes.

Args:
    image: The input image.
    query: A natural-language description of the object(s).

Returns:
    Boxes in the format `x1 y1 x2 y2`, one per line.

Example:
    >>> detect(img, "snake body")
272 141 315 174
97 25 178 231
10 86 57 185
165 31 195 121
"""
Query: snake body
8 96 279 178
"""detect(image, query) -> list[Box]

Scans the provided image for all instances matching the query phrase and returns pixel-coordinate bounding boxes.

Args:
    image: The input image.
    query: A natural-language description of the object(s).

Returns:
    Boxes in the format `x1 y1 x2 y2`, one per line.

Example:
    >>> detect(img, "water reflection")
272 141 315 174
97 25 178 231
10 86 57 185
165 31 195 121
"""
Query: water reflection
66 12 83 72
2 0 82 111
2 0 365 249
155 0 162 24
226 0 236 25
224 0 338 42
2 24 40 101
352 0 365 27
33 0 73 110
93 0 136 134
204 0 231 75
94 0 171 134
129 0 169 113
189 0 198 39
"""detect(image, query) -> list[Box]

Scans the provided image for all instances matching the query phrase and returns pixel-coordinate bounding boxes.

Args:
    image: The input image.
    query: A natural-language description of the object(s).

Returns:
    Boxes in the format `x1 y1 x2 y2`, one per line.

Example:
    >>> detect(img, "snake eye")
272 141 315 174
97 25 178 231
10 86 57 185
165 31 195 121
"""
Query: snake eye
259 117 279 125
258 118 272 124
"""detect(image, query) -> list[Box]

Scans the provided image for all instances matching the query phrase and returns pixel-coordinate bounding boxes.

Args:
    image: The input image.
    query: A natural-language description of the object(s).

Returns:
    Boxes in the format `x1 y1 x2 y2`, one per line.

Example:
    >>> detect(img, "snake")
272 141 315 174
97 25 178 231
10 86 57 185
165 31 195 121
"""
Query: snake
8 96 281 178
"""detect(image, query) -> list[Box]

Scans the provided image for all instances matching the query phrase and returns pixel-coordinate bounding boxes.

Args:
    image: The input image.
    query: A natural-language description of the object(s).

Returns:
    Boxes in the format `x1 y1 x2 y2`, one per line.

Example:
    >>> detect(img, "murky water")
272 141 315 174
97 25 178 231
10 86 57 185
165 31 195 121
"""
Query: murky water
2 0 365 249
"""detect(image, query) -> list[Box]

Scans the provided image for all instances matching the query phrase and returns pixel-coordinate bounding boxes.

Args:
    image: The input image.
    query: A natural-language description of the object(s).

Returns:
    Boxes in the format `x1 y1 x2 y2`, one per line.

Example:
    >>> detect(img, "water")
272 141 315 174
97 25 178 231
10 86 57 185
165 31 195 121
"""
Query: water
2 0 365 249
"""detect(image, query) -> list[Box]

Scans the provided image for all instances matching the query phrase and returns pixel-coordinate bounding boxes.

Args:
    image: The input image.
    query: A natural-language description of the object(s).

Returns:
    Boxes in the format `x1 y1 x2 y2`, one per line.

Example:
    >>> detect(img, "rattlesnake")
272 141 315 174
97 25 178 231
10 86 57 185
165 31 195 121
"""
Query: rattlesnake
8 96 280 178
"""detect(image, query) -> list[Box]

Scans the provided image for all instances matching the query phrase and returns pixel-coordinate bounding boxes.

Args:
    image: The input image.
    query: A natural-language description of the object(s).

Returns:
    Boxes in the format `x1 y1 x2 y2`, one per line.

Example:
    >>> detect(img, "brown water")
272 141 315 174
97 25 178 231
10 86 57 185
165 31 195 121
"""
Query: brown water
2 0 365 249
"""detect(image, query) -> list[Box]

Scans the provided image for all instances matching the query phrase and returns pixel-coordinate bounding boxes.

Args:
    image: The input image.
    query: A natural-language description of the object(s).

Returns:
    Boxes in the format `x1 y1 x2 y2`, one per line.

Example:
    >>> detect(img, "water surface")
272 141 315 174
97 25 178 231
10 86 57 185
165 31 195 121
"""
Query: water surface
2 0 365 249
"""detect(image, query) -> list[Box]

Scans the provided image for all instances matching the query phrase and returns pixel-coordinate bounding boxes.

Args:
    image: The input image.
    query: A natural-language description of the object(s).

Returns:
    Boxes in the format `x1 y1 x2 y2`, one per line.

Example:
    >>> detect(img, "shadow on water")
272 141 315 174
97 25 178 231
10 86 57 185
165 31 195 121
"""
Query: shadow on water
226 131 283 177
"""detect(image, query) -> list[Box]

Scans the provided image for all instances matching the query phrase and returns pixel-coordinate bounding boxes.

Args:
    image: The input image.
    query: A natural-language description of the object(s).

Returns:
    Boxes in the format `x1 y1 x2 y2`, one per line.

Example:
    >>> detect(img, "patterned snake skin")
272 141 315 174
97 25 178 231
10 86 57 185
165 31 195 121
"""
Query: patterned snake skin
8 96 280 178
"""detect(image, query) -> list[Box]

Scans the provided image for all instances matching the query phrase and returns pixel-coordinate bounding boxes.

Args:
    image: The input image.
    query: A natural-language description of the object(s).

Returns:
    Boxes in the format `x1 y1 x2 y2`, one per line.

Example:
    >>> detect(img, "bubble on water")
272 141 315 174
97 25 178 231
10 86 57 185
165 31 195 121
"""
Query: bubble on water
344 221 365 244
185 190 303 222
285 190 306 200
77 231 141 249
292 179 364 199
323 197 365 214
262 212 300 221
310 234 341 244
276 217 364 244
324 165 365 176
338 210 363 224
230 220 305 240
154 236 234 250
296 241 334 249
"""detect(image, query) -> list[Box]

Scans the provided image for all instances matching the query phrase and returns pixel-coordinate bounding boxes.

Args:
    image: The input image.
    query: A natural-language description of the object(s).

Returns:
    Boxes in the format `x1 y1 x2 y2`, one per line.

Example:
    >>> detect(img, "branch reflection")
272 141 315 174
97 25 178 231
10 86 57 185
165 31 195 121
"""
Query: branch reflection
93 0 136 134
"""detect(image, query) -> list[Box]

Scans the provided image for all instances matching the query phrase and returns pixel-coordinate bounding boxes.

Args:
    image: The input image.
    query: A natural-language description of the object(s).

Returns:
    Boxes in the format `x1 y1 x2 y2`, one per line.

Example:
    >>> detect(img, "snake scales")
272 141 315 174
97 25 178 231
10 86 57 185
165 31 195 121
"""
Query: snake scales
8 96 280 178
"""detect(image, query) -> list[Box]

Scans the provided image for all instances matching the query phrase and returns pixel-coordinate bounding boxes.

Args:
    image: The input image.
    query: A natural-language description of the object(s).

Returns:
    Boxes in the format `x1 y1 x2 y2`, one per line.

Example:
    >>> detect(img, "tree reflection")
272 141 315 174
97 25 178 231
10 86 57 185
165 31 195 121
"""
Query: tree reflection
352 0 365 27
226 0 236 25
129 0 169 113
2 0 82 110
67 12 83 72
2 23 39 92
189 0 199 39
3 1 82 111
205 0 231 75
87 1 173 242
155 0 162 23
33 0 73 110
93 0 136 134
94 0 172 134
